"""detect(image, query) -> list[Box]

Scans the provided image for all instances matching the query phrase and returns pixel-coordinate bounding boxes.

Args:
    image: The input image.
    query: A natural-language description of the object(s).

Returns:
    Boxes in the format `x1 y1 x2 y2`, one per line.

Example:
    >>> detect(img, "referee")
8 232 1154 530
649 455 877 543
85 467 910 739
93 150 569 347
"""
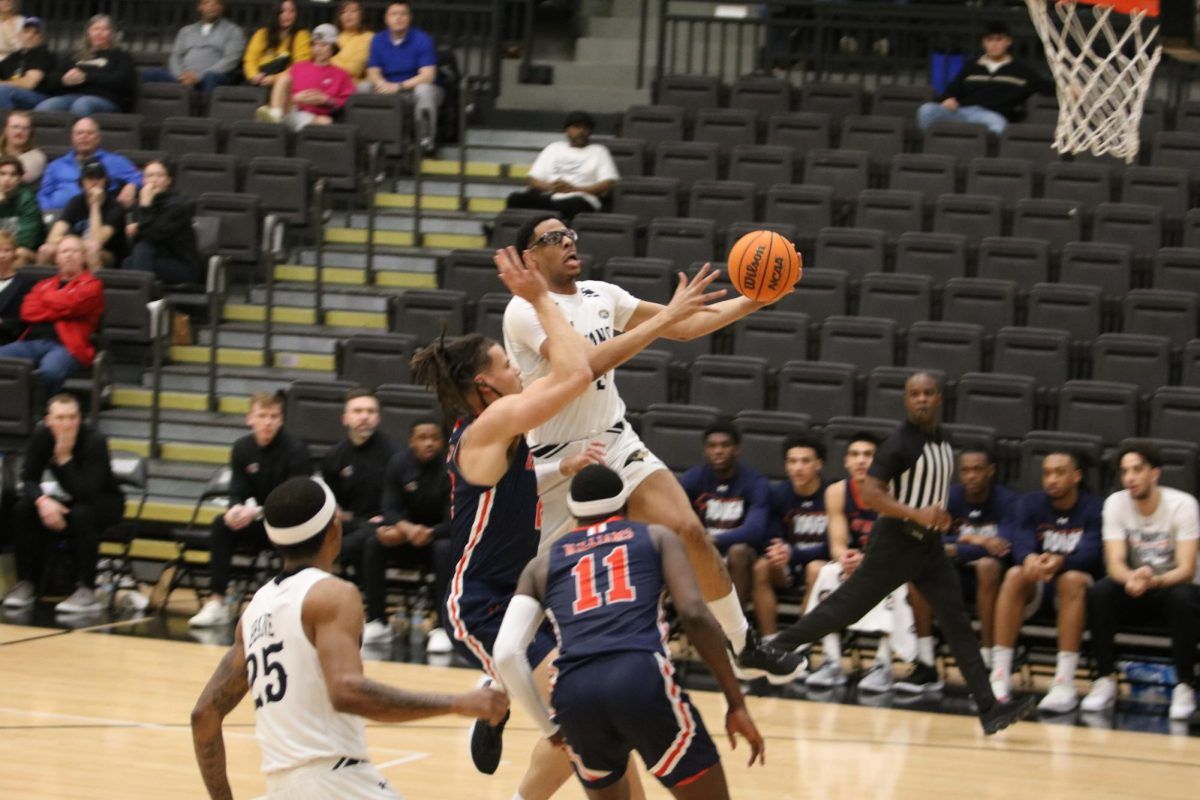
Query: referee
772 372 1036 734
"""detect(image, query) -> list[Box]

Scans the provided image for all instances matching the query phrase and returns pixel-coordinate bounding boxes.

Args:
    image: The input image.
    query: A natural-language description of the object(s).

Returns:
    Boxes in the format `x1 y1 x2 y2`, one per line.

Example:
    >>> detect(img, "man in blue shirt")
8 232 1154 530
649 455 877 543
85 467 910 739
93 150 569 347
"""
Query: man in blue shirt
365 1 441 155
37 117 141 211
990 450 1103 715
945 447 1018 668
681 422 771 618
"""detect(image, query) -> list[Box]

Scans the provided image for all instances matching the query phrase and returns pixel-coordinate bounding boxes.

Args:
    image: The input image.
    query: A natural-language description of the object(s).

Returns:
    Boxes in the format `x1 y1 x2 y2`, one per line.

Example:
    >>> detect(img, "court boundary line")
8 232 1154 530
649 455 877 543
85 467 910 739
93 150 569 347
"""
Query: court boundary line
0 614 156 646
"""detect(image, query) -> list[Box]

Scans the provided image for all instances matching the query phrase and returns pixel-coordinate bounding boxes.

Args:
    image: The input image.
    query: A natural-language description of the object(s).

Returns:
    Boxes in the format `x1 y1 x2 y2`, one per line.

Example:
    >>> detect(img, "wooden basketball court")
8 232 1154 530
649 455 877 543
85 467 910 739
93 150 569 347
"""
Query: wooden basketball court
3 622 1199 799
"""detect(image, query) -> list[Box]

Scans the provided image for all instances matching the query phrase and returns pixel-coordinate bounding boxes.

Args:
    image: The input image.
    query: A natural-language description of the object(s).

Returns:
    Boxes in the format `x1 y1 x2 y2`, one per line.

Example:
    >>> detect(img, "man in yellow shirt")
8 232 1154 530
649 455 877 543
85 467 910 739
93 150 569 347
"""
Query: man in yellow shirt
333 0 372 81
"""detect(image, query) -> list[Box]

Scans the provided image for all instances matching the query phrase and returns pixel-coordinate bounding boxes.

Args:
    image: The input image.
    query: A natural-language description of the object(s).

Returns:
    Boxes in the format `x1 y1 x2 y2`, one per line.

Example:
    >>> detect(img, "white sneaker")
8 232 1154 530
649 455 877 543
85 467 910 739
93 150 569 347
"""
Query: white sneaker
806 660 847 688
990 669 1012 704
1169 683 1196 721
858 662 895 693
362 619 394 644
1038 678 1079 714
2 580 35 608
188 599 232 627
55 587 101 614
1080 676 1117 712
426 626 453 654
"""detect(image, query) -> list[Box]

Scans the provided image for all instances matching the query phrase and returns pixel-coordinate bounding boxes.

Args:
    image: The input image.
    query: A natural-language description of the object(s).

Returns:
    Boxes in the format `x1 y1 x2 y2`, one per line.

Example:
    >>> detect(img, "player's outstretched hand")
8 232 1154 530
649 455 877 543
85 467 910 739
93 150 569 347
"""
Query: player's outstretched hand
561 440 607 477
455 685 510 726
495 246 548 303
664 263 725 322
911 505 951 532
726 706 765 767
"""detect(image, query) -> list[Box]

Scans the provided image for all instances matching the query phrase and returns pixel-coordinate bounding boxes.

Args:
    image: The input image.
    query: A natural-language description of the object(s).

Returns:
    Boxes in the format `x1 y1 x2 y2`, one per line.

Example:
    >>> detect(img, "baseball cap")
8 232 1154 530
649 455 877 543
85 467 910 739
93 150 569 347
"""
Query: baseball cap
312 23 339 45
22 17 44 31
563 110 595 130
81 159 107 180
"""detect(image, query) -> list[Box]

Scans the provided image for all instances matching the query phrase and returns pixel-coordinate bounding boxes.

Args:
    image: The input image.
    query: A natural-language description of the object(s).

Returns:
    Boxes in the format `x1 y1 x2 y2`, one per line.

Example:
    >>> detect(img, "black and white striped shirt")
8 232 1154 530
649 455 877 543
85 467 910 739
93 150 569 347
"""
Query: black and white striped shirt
867 421 955 515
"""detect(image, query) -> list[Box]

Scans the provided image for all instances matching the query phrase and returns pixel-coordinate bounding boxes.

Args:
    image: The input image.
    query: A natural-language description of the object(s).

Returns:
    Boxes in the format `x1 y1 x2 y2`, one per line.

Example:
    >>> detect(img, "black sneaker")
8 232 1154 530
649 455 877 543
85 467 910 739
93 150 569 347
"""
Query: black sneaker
469 678 508 775
729 629 808 686
980 695 1037 735
894 662 945 694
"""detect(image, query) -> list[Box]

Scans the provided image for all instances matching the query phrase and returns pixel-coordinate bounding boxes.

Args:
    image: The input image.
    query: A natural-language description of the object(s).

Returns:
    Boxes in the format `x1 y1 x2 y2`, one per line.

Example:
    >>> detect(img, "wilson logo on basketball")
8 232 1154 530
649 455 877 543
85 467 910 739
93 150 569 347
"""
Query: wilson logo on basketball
742 245 765 291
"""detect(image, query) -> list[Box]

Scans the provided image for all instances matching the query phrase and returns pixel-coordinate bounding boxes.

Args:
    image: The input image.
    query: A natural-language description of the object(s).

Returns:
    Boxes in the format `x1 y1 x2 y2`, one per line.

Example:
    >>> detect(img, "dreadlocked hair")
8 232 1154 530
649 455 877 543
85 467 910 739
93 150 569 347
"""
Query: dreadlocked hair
410 332 497 420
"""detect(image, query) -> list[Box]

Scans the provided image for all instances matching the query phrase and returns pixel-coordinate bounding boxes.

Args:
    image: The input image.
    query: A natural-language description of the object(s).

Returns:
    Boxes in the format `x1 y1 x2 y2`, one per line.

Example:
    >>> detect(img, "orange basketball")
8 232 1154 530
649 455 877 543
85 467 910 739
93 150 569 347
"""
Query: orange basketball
726 230 802 303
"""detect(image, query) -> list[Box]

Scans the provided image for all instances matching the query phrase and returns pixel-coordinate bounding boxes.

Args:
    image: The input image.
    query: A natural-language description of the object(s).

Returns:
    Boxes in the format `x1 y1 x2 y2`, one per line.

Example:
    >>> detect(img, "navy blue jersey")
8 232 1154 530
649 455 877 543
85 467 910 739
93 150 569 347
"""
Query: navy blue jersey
947 483 1018 562
770 479 830 565
842 478 878 549
679 463 771 552
1005 490 1104 577
544 517 667 677
445 417 542 603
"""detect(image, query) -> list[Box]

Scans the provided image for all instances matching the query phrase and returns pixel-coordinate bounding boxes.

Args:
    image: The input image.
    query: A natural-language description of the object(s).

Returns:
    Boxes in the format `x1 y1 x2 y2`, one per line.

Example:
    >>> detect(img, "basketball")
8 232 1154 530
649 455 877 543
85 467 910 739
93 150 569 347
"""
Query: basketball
726 230 802 303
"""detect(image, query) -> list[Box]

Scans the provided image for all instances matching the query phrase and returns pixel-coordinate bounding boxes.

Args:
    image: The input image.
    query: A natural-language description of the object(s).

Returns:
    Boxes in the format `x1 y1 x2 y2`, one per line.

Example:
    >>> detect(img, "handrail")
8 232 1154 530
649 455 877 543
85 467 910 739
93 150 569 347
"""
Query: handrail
366 142 384 286
205 254 226 409
147 298 169 457
311 177 328 341
261 214 285 360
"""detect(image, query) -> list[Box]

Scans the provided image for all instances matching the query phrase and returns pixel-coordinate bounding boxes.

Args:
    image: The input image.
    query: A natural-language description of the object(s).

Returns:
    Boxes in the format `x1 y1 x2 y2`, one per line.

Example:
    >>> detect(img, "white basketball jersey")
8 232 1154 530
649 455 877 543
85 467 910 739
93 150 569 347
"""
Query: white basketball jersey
503 280 640 447
242 567 369 774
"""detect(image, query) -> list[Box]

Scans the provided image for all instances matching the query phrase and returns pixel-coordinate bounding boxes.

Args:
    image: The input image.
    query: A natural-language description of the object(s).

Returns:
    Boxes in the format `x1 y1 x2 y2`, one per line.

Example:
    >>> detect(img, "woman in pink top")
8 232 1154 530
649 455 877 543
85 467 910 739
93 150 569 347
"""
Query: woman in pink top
256 23 354 131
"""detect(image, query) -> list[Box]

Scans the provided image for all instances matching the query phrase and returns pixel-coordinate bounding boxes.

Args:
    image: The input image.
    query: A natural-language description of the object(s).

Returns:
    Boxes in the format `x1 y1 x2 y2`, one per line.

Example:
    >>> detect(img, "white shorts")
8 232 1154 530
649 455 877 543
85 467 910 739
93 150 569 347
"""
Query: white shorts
533 420 667 544
266 758 401 799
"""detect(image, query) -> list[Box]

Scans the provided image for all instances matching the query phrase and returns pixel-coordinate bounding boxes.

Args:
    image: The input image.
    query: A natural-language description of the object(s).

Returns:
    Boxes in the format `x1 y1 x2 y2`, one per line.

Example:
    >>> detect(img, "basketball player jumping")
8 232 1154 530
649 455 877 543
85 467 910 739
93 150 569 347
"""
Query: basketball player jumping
503 214 804 682
495 465 765 800
411 244 718 798
190 476 509 800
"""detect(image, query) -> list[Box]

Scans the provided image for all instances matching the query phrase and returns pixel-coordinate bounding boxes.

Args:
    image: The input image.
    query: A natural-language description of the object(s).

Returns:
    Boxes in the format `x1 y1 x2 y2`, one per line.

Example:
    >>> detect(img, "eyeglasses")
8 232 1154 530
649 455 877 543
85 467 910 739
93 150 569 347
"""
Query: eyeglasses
528 228 578 249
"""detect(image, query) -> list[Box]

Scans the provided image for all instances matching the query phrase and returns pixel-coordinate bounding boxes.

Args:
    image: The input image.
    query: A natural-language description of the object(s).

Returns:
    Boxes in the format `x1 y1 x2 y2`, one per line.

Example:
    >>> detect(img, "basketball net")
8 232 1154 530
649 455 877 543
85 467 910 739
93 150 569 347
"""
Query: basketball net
1026 0 1162 162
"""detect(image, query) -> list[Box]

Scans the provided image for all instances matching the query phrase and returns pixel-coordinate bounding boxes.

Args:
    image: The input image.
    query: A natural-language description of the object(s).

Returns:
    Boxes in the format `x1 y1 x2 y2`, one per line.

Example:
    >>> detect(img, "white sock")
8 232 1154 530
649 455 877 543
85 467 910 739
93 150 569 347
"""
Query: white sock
917 636 936 667
1055 651 1080 685
875 637 892 667
268 107 283 121
982 648 993 669
992 646 1013 679
822 633 842 666
707 590 749 653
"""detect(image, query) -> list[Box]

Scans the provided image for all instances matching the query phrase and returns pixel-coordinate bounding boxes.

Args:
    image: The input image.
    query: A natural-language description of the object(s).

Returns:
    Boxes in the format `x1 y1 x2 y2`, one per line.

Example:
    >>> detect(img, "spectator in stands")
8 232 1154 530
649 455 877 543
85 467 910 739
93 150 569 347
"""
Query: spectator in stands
36 15 136 115
506 110 618 222
1081 445 1200 720
0 0 23 59
140 0 247 94
366 1 440 155
754 434 830 636
989 451 1103 714
681 422 771 616
123 159 201 285
37 117 141 211
0 235 103 395
1 111 46 183
1 393 125 615
39 159 128 270
189 391 313 628
243 0 311 88
0 17 51 111
320 388 395 584
916 21 1053 135
0 155 43 264
333 0 373 82
362 417 453 652
0 230 32 343
255 24 354 131
945 447 1017 669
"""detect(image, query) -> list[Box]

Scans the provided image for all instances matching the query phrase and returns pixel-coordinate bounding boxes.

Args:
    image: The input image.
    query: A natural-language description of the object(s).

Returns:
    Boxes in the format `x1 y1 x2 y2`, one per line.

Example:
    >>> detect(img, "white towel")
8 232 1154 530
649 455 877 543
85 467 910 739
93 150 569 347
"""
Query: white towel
805 561 917 662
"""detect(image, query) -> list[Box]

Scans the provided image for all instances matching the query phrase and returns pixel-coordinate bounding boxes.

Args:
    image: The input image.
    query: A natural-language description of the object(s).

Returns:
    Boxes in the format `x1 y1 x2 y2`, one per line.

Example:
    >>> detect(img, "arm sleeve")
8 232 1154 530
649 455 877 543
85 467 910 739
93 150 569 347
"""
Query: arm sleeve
526 145 555 183
493 595 559 737
594 146 619 183
1175 494 1200 542
1062 500 1104 574
228 444 252 506
1005 495 1037 565
1101 494 1124 542
865 429 912 485
711 475 772 552
104 154 142 190
80 50 135 93
326 67 355 110
211 24 246 76
168 28 185 76
503 297 547 357
942 63 968 101
417 33 437 68
291 30 312 64
135 195 192 245
243 28 266 79
36 159 67 209
16 190 44 250
366 34 382 70
21 275 103 322
604 281 640 332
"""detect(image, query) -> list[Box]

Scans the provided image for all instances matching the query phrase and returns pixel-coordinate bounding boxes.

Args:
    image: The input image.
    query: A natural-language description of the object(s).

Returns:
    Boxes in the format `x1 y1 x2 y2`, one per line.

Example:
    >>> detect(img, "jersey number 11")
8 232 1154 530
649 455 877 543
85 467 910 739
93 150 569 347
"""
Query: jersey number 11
571 544 637 614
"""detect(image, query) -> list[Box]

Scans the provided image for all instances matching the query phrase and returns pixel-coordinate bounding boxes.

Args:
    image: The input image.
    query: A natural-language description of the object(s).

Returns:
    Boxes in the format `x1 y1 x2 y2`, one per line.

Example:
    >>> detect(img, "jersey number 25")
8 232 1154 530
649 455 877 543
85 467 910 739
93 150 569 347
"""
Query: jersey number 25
571 544 637 614
247 641 289 708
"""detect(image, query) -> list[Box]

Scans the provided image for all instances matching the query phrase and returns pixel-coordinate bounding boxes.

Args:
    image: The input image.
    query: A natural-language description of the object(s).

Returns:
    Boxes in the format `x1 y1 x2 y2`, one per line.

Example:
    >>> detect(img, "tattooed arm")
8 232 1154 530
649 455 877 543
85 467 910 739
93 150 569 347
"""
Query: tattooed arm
191 624 250 800
304 578 509 724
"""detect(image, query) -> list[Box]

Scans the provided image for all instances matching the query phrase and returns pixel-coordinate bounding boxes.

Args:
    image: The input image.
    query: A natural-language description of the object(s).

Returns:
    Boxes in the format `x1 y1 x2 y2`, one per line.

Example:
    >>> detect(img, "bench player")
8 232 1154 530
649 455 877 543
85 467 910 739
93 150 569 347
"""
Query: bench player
503 214 804 683
190 477 508 800
494 465 765 800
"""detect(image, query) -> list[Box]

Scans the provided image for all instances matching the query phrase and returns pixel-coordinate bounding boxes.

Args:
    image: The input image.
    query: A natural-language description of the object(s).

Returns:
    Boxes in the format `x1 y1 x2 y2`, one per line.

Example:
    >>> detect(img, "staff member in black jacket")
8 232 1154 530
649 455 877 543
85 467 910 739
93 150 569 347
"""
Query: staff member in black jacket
320 388 395 581
2 393 124 615
361 417 453 651
770 373 1036 734
0 228 31 343
917 21 1053 135
188 391 312 628
124 159 201 285
35 14 136 115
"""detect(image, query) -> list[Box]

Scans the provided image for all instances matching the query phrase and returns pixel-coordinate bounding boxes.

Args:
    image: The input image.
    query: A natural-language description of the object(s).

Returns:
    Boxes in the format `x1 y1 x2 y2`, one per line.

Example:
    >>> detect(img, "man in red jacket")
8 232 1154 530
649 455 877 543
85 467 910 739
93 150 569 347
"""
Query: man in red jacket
0 234 103 393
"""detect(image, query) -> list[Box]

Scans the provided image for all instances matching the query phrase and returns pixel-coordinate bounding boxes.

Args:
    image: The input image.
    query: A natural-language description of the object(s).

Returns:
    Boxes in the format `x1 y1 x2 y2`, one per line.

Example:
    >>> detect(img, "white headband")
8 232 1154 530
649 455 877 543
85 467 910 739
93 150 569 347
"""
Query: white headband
567 487 628 519
265 480 338 546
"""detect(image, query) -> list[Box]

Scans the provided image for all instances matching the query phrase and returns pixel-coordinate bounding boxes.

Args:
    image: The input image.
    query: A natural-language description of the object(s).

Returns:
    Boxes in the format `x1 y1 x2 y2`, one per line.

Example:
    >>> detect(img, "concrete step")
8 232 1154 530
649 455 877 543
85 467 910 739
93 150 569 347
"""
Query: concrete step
168 344 337 372
390 178 524 201
141 364 342 396
294 249 438 273
574 36 659 65
198 325 343 355
112 385 250 415
323 226 486 250
272 263 437 290
585 15 659 40
465 128 563 148
245 285 392 313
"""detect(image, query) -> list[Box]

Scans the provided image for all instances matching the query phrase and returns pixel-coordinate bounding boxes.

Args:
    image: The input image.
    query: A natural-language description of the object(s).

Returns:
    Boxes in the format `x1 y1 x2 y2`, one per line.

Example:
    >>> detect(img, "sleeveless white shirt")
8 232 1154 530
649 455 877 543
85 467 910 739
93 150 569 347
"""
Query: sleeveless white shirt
241 567 369 774
503 280 640 447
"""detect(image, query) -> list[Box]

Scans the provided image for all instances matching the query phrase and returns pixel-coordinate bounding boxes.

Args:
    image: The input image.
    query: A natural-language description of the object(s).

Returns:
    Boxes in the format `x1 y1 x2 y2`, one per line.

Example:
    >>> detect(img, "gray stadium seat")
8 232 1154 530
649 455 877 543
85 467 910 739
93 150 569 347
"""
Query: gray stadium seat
1044 161 1114 213
888 153 956 204
622 105 686 150
440 249 506 297
136 82 191 133
688 181 756 235
1123 289 1198 349
475 293 509 343
821 417 901 482
601 137 646 178
693 108 758 151
777 360 857 423
976 237 1050 291
1185 208 1200 249
1152 247 1200 294
766 112 831 158
97 270 158 344
933 194 1003 248
91 113 143 152
176 153 238 200
226 120 290 165
638 404 720 471
612 177 681 225
344 94 406 157
390 289 468 343
1017 430 1103 493
966 157 1034 210
1150 131 1200 189
840 115 905 169
854 189 924 244
1121 166 1189 222
857 272 933 333
654 141 719 189
688 355 767 416
765 184 833 252
733 411 812 480
490 208 553 249
998 123 1059 171
1148 387 1200 441
804 149 869 203
29 111 74 147
894 232 967 286
645 218 716 272
732 311 810 370
1027 283 1104 344
732 76 792 120
614 350 672 413
573 213 638 268
1184 340 1200 387
1057 380 1139 447
159 116 219 160
296 124 360 193
1116 437 1198 493
773 267 847 324
209 85 268 125
799 82 863 124
865 366 944 421
940 278 1017 335
1060 242 1133 299
1091 333 1170 397
1012 198 1083 256
729 145 796 192
244 157 310 225
871 84 934 121
819 316 896 372
286 380 358 456
376 383 441 442
602 257 674 305
923 121 989 165
813 227 884 279
656 74 721 118
993 326 1072 388
904 321 983 382
954 372 1037 440
1092 202 1163 256
195 193 260 265
338 333 417 388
